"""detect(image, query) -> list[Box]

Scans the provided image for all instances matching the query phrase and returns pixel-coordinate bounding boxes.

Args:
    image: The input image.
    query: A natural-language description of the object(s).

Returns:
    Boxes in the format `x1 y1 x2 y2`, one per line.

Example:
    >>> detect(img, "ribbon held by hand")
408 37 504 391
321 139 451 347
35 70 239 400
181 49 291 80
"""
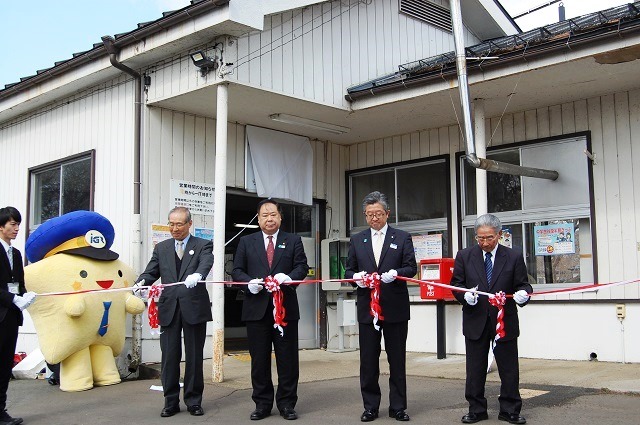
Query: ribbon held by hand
264 276 287 336
147 284 164 335
489 291 507 341
363 272 384 331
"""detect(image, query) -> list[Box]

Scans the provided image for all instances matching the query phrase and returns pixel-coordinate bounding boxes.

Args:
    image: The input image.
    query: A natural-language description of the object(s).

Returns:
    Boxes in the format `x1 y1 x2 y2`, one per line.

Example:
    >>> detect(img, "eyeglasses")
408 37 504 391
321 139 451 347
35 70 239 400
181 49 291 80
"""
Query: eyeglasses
364 212 387 219
475 235 497 242
168 222 188 228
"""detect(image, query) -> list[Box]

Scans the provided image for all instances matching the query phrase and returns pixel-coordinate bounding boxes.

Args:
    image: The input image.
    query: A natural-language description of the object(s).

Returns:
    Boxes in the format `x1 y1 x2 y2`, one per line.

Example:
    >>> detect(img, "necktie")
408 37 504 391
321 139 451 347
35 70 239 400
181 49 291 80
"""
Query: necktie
267 236 275 268
7 246 13 270
176 241 184 260
485 252 493 286
373 232 383 265
98 301 112 336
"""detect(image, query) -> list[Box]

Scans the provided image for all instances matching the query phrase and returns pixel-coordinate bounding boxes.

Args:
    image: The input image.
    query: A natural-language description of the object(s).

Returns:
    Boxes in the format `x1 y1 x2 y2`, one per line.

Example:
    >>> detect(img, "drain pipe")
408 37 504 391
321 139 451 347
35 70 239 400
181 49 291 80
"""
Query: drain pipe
450 0 559 181
101 35 144 372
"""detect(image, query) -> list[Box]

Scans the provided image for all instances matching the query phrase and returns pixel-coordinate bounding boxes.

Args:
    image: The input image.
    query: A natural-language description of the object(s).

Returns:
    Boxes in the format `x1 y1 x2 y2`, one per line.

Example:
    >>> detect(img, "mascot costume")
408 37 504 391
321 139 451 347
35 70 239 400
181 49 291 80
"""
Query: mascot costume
24 211 145 392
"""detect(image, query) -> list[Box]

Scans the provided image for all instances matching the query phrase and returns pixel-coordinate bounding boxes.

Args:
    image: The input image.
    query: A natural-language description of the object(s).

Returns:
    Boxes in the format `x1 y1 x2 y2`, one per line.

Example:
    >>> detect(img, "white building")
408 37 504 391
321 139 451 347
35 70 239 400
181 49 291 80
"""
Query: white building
1 0 639 367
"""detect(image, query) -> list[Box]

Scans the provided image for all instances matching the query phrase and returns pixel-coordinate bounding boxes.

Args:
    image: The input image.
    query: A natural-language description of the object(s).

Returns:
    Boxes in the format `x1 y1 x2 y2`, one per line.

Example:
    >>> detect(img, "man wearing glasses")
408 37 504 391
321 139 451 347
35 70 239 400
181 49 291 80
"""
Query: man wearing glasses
135 206 213 418
451 214 532 425
345 191 417 422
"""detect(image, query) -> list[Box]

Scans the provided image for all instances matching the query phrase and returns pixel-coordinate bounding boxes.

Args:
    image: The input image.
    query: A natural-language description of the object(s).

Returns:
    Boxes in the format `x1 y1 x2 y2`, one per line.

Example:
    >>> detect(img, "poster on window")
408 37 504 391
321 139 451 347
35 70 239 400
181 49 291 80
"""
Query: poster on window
194 227 214 281
151 224 171 247
534 223 575 256
499 227 513 248
170 179 215 216
412 234 442 261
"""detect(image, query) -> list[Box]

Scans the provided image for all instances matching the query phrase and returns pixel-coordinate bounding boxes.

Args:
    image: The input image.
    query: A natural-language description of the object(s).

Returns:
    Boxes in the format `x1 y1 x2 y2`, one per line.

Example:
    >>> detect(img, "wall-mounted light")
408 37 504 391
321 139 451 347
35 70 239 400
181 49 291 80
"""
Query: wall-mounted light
234 223 259 229
269 113 350 135
190 50 218 77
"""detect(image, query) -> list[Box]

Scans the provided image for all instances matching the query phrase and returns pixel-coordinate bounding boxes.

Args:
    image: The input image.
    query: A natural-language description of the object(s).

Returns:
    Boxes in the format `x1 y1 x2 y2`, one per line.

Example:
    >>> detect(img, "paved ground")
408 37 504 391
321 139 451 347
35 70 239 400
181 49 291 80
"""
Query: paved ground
6 350 640 424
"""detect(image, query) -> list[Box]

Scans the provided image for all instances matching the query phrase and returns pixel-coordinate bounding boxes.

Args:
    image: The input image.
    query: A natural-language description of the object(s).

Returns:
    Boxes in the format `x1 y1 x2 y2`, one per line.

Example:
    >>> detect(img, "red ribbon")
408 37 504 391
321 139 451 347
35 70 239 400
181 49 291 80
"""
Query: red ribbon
363 273 384 331
264 276 287 336
488 291 507 341
147 284 164 335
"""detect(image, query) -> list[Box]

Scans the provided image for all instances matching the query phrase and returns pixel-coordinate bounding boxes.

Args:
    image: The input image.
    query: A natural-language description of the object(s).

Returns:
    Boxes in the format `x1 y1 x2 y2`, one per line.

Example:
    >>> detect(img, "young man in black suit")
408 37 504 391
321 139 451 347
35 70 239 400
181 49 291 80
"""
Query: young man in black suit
232 199 309 421
0 207 36 425
345 191 417 422
451 214 532 425
135 206 214 418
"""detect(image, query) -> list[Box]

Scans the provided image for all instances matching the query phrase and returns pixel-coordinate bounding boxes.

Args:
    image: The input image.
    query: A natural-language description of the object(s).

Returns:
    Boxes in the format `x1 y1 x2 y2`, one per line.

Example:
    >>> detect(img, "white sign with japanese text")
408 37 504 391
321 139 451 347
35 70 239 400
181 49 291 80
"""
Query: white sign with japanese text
170 179 215 216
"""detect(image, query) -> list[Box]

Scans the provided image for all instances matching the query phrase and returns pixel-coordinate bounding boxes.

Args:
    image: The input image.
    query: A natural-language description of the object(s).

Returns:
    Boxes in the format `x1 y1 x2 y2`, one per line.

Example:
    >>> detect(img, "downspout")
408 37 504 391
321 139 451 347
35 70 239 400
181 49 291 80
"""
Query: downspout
450 0 558 181
101 35 144 372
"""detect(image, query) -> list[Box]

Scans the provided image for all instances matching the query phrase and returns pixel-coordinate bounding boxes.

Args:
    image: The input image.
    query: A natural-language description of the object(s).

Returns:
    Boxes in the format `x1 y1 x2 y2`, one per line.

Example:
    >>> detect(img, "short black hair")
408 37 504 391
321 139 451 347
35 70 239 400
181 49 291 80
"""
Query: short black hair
256 199 283 216
0 206 21 227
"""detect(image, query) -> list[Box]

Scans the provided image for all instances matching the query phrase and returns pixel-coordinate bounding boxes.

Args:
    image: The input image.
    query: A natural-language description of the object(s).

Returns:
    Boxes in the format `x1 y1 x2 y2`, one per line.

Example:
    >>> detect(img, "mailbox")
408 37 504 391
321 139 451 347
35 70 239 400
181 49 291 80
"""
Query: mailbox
419 258 455 300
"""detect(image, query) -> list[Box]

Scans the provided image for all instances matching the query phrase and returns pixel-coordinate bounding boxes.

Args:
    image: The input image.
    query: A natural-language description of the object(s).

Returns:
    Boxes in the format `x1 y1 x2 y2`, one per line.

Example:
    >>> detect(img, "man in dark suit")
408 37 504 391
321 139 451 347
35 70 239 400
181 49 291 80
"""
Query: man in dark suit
0 207 35 425
232 199 309 421
135 206 213 418
451 214 532 425
345 191 417 422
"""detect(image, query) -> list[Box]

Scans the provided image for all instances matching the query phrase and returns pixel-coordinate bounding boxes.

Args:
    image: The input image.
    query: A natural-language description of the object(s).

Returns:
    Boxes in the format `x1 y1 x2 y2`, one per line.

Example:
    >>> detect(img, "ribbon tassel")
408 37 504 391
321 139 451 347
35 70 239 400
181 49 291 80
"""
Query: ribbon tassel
264 276 287 336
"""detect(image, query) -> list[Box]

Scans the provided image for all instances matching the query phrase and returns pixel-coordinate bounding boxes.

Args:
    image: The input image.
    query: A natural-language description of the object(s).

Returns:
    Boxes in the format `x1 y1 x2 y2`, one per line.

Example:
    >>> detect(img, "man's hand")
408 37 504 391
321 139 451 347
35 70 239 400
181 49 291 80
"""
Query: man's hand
273 273 292 285
380 269 398 284
464 286 478 306
513 289 530 305
13 292 36 311
184 273 202 289
248 278 264 294
352 271 367 288
133 280 148 297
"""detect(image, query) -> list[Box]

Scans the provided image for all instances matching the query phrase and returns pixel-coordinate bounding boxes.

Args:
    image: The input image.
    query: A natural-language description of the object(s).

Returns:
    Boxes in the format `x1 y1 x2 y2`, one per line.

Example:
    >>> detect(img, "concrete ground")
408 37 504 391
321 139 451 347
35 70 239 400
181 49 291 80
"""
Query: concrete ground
6 350 640 424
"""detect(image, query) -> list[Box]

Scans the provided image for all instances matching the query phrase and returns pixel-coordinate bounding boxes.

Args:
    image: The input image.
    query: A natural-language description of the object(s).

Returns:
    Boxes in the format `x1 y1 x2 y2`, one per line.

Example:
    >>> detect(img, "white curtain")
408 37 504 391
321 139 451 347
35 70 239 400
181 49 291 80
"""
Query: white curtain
245 126 313 205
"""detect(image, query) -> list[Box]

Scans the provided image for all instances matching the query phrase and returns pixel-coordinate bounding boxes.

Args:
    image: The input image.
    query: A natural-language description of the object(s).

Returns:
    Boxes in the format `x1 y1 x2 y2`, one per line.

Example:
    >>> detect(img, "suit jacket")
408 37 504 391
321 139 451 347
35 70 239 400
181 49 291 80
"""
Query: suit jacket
137 236 214 326
0 246 25 325
232 231 309 322
451 244 532 341
345 226 417 324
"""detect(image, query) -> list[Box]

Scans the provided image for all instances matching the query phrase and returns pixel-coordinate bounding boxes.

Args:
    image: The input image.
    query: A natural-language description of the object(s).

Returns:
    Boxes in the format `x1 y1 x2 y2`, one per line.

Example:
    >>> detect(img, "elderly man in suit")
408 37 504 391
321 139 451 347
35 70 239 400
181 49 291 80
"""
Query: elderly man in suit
232 199 309 421
135 206 213 418
451 214 532 425
345 191 417 422
0 207 36 425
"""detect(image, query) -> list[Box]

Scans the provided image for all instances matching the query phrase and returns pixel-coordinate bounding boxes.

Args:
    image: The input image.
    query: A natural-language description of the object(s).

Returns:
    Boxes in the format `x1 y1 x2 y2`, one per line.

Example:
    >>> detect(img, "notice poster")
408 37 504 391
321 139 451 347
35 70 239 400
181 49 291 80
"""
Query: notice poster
499 227 513 248
412 233 443 261
151 224 171 247
534 223 575 256
170 179 215 216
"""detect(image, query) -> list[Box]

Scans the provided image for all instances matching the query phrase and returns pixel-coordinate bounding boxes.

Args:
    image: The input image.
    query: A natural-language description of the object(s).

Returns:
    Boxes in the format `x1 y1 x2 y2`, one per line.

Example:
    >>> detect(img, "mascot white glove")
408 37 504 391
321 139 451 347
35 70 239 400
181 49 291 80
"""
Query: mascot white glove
273 273 292 285
381 269 398 284
248 278 264 294
352 271 367 288
464 286 479 306
513 289 530 305
184 273 202 289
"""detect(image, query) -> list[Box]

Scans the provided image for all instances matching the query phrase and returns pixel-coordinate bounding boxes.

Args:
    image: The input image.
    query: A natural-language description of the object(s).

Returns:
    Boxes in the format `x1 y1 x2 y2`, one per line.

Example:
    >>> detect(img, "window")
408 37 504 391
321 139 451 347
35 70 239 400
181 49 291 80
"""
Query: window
30 151 94 227
459 135 594 285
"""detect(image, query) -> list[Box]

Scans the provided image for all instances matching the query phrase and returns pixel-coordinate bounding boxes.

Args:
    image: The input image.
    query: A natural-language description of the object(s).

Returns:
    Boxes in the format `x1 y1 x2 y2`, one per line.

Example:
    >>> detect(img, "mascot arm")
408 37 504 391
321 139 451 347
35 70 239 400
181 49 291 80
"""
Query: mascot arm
64 296 86 317
125 294 146 315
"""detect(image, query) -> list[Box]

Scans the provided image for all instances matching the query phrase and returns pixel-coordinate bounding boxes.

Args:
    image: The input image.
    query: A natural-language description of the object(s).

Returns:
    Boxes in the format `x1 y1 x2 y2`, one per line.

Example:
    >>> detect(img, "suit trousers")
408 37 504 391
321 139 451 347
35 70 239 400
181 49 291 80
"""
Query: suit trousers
160 301 206 409
0 309 19 411
465 318 522 415
359 321 408 412
246 308 299 411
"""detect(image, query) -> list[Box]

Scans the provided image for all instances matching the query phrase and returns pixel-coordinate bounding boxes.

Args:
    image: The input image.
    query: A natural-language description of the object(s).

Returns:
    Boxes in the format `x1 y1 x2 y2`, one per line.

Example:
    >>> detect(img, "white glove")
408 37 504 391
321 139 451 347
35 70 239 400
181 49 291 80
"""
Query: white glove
13 292 36 311
352 271 367 288
513 289 530 305
248 278 264 294
133 280 148 297
381 269 398 284
464 286 478 306
184 273 202 289
273 273 292 285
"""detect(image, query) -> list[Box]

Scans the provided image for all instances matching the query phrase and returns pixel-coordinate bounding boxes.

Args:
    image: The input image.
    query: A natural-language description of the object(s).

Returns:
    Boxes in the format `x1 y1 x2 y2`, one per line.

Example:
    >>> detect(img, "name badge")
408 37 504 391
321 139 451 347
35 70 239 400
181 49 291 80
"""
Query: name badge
390 243 398 250
8 282 19 295
277 244 286 249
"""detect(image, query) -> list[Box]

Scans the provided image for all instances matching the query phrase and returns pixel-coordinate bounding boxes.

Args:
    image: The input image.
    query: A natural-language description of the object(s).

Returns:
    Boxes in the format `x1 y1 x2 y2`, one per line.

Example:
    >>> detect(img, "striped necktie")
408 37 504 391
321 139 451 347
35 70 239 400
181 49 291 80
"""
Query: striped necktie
485 252 493 286
7 246 13 270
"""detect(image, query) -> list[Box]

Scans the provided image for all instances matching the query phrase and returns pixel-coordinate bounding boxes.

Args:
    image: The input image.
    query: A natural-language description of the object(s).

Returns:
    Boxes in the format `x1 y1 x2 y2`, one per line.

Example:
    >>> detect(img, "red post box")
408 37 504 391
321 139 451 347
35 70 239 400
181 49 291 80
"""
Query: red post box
419 258 455 300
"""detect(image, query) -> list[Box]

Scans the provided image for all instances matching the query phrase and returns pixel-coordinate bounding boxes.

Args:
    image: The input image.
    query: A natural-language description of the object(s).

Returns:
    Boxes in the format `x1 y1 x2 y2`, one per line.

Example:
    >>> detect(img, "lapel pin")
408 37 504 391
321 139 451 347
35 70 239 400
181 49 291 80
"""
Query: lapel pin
364 239 368 243
189 250 194 255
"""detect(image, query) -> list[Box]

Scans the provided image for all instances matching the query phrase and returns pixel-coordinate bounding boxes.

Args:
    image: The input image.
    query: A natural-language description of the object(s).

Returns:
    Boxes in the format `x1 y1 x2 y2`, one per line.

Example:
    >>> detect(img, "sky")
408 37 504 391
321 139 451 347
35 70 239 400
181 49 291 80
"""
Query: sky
0 0 631 88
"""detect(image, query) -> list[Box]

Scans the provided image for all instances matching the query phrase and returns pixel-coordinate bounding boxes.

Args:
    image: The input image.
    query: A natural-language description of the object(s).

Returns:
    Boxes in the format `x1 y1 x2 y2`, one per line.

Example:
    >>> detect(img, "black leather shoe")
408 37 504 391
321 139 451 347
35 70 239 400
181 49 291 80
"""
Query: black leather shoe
389 409 410 421
188 405 204 416
0 411 23 425
250 409 271 420
360 409 379 422
461 412 489 423
280 407 298 420
498 412 526 424
160 406 180 417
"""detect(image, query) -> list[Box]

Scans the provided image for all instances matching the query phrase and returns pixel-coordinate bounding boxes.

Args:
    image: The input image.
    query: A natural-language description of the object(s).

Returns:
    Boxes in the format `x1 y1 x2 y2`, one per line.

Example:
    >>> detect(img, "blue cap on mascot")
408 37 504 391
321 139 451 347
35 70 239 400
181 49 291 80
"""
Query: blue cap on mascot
26 210 119 263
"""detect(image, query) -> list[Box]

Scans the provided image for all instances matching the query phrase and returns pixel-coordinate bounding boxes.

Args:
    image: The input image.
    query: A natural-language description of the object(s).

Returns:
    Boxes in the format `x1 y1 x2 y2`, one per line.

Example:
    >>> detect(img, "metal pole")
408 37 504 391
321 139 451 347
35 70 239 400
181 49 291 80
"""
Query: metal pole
436 299 446 359
211 83 229 382
474 99 488 215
